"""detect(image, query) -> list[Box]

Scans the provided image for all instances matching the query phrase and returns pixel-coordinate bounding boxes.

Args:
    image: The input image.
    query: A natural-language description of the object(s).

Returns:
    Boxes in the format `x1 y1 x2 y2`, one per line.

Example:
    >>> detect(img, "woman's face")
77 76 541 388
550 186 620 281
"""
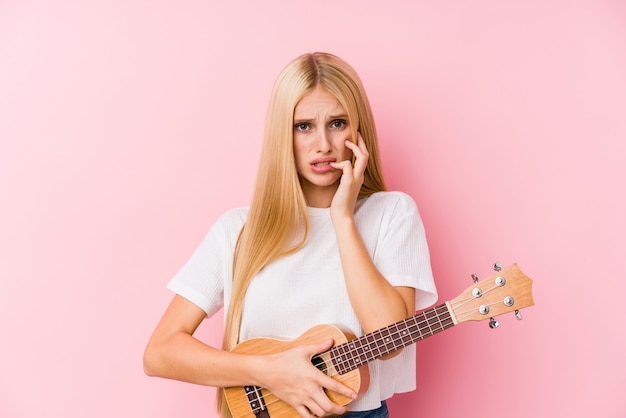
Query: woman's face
293 87 353 207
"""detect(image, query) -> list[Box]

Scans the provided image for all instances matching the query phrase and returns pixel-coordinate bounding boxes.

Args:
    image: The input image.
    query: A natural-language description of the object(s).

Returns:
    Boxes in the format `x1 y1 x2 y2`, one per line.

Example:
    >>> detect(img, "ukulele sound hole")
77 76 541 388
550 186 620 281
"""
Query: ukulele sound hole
311 355 330 376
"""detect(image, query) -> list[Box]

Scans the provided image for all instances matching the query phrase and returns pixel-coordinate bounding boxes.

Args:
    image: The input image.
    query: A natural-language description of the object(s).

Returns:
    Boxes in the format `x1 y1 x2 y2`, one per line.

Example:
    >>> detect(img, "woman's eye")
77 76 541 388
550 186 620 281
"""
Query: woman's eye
331 120 347 129
294 123 310 131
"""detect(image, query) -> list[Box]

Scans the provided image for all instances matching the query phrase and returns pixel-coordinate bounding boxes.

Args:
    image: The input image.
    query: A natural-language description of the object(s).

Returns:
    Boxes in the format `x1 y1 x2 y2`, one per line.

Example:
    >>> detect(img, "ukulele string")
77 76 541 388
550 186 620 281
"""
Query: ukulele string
240 353 345 412
327 305 453 375
319 305 452 377
451 283 501 310
451 284 503 322
242 359 346 413
453 301 502 322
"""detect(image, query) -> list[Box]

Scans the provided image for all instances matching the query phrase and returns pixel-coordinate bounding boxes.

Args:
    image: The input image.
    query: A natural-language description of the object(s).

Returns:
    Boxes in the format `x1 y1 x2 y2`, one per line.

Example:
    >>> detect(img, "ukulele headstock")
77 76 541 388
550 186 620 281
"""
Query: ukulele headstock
448 263 534 327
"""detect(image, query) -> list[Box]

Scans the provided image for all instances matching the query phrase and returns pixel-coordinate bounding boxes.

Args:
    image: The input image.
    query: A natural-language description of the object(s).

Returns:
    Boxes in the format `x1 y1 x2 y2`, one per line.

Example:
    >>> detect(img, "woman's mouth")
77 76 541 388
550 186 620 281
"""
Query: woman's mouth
310 158 336 173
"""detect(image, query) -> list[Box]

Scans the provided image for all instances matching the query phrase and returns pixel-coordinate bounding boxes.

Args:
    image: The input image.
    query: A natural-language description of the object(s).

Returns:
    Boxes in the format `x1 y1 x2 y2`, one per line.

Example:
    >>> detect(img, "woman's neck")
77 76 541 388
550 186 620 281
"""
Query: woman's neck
300 181 339 208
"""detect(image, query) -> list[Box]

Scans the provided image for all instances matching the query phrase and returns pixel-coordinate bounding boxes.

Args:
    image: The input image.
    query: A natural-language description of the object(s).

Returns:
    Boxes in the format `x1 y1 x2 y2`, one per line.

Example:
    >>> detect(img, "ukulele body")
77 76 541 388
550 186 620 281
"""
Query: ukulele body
224 324 369 418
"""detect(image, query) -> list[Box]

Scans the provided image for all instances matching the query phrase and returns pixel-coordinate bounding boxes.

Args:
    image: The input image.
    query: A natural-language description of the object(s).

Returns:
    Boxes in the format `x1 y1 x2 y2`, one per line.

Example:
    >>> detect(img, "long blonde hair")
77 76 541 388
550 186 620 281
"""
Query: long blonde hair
218 52 386 417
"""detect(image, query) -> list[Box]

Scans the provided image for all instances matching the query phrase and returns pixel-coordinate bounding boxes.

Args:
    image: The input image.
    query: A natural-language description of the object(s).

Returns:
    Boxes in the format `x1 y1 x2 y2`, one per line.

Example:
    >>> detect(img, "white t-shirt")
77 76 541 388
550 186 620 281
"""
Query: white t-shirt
168 191 438 411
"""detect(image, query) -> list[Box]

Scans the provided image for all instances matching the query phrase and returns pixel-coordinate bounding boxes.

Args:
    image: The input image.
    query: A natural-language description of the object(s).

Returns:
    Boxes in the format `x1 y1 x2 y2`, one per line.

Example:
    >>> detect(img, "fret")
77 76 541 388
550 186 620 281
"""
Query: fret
435 305 446 332
414 314 425 340
389 323 401 351
425 310 435 335
333 344 348 374
428 308 441 334
365 334 377 362
414 312 424 337
437 305 453 331
372 329 384 358
407 314 418 340
400 319 412 345
244 385 266 414
432 309 441 331
436 309 444 332
405 317 417 344
352 338 368 365
379 328 393 353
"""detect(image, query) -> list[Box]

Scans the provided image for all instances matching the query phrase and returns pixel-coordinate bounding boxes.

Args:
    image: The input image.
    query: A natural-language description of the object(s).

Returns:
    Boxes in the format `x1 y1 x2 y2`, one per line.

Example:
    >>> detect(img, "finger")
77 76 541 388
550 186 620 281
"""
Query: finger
344 138 361 157
349 133 369 157
319 372 358 401
344 139 368 174
306 400 325 418
356 132 368 152
295 391 327 418
295 404 315 418
305 341 358 401
330 160 354 179
330 159 352 169
303 339 334 358
308 387 348 417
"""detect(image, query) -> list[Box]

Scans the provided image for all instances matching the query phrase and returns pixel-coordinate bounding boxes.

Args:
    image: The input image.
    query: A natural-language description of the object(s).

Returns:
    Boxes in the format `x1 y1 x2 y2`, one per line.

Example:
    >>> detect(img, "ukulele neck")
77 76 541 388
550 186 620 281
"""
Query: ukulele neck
329 303 455 374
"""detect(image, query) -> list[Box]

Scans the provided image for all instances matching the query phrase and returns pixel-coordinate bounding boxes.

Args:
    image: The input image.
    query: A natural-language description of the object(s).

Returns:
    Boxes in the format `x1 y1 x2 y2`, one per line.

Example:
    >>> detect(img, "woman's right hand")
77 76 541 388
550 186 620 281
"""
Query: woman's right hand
144 296 356 417
257 339 357 418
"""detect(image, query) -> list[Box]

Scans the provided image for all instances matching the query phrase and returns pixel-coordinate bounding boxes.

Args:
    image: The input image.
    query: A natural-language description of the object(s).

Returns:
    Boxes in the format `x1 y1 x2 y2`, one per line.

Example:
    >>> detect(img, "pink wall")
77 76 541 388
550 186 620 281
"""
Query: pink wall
1 1 625 417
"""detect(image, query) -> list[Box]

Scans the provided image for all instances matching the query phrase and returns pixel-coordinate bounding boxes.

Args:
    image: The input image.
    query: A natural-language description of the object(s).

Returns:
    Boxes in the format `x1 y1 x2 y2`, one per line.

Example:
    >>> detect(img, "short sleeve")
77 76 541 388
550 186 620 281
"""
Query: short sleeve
368 192 438 310
166 208 247 317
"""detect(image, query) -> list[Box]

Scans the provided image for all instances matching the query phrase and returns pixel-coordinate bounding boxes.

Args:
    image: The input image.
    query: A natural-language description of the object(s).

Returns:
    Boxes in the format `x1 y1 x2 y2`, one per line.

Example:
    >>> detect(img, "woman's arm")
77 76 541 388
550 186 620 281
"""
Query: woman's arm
333 220 415 333
144 295 356 417
144 295 256 386
330 136 415 355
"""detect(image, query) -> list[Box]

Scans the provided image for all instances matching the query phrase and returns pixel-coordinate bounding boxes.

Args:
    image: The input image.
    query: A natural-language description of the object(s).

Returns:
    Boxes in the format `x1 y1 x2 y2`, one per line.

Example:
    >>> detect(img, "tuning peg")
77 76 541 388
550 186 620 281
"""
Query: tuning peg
515 310 523 320
493 262 503 272
489 317 499 329
471 274 479 284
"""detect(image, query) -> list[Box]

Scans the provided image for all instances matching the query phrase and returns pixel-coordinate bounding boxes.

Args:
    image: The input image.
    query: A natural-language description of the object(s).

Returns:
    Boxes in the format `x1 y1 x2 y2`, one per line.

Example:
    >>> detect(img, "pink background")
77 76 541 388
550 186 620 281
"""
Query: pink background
1 1 625 417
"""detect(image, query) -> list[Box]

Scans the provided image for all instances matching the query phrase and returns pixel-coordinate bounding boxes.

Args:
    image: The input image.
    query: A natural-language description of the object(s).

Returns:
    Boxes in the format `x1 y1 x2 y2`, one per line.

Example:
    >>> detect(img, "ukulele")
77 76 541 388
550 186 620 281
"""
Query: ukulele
224 263 534 418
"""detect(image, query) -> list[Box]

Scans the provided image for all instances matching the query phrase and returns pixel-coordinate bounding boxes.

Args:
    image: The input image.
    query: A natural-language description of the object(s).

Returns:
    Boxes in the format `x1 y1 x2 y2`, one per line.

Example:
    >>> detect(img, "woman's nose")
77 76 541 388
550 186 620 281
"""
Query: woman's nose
315 130 332 153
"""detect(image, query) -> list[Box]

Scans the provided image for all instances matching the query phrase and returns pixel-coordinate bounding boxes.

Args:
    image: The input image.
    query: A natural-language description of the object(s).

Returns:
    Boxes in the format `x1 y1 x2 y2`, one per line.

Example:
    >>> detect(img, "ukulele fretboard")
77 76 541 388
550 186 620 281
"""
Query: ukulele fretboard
330 304 454 374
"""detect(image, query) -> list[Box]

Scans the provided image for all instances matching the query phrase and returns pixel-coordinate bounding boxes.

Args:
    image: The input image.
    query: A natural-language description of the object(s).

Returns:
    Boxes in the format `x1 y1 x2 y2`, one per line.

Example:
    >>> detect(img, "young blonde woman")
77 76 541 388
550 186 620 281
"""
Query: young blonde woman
144 52 437 418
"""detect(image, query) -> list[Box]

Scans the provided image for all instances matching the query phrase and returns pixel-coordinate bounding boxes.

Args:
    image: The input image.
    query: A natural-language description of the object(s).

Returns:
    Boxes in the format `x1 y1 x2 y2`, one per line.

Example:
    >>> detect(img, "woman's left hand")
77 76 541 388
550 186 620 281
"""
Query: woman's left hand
329 133 369 223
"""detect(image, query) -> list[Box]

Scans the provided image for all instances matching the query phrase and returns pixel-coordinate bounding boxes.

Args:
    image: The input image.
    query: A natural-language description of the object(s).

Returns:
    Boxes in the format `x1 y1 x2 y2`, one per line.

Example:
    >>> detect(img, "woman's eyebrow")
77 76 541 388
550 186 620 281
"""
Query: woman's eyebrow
293 114 348 123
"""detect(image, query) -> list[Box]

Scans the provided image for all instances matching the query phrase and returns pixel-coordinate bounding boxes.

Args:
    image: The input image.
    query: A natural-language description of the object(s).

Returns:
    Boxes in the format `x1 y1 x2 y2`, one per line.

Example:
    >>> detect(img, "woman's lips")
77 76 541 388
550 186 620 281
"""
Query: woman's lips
310 158 336 173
